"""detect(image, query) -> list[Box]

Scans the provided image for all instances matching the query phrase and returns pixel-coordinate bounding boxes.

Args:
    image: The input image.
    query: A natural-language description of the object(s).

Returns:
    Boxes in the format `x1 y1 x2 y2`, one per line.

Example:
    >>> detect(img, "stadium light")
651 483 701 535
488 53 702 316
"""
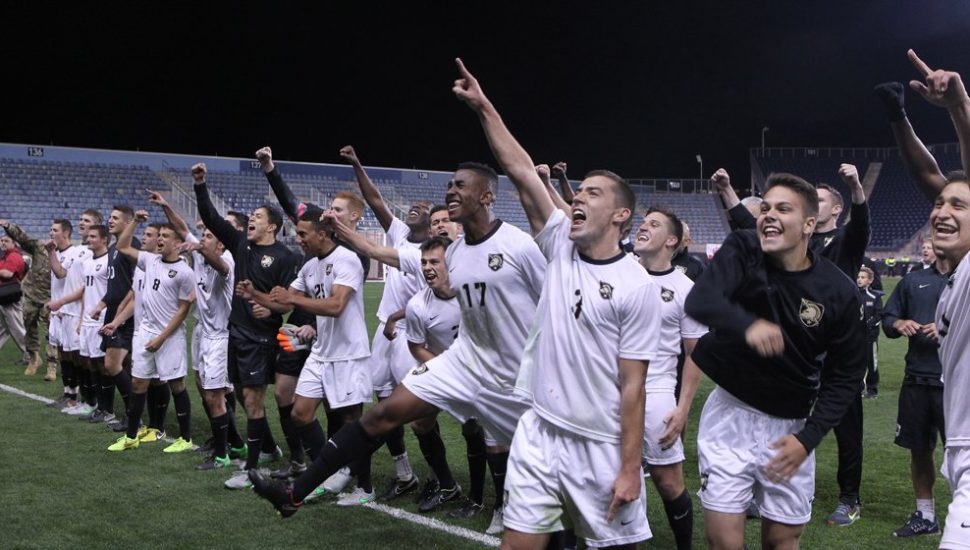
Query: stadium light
695 154 703 181
761 126 770 151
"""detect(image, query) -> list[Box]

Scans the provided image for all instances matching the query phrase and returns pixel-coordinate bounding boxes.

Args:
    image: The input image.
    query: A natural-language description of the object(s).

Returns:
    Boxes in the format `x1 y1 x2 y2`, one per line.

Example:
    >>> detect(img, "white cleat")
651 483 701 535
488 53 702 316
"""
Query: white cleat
485 506 505 535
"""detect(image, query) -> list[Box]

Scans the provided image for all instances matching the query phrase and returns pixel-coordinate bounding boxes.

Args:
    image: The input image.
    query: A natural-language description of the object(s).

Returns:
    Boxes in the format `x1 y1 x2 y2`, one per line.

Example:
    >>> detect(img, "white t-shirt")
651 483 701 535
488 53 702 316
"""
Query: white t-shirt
132 267 146 328
938 252 970 446
136 251 194 335
406 287 461 357
58 245 91 317
445 220 545 390
186 234 234 337
376 218 426 325
644 267 708 392
81 251 110 326
291 245 370 362
518 209 661 444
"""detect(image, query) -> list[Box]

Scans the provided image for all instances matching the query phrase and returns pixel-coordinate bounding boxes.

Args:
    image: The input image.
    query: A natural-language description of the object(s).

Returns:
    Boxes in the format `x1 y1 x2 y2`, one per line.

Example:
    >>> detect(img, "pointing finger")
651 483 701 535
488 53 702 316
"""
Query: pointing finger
908 49 932 77
455 57 472 79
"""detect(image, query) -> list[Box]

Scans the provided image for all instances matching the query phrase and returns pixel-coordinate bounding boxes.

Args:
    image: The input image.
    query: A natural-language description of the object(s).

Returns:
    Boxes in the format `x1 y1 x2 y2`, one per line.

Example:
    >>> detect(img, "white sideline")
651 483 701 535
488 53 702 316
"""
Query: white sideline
0 382 501 548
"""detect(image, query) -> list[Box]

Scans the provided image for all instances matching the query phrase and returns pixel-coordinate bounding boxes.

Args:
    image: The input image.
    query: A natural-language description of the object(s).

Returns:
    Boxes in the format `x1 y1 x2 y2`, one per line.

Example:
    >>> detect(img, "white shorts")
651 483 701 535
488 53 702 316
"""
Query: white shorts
191 323 201 372
643 390 685 466
369 322 414 396
504 409 651 548
48 314 63 347
296 355 373 409
942 446 970 549
696 387 816 525
59 315 81 352
132 328 188 382
79 323 105 359
196 333 230 390
402 346 530 447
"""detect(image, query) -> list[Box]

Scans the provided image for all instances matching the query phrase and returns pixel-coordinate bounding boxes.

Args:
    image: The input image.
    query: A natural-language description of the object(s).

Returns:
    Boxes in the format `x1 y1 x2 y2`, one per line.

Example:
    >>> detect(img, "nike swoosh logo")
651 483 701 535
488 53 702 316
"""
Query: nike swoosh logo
249 371 259 376
429 316 438 321
963 522 970 528
919 284 931 289
673 511 689 520
620 519 634 526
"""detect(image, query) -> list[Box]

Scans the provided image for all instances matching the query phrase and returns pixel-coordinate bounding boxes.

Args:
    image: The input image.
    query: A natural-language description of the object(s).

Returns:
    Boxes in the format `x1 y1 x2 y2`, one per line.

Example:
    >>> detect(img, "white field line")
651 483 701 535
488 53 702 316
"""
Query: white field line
0 382 500 548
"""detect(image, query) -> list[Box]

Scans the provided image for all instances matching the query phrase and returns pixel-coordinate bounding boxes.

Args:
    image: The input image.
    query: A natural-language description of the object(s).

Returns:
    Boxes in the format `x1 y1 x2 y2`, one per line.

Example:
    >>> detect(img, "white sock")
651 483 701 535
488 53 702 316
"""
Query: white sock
916 499 935 522
393 452 414 481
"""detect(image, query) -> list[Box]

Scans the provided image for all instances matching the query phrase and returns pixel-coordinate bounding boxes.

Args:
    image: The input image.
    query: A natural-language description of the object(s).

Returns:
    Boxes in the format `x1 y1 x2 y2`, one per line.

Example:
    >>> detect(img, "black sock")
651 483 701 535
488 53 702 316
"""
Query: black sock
293 421 381 501
415 422 456 490
61 360 76 399
125 392 147 439
296 420 327 461
113 370 132 413
99 376 115 413
78 369 91 405
278 404 305 464
485 451 509 508
874 82 906 122
355 455 373 493
245 417 266 470
210 413 229 458
225 390 237 417
151 383 170 430
386 424 407 456
462 420 487 504
226 413 244 449
325 407 345 439
663 489 693 550
172 389 192 441
261 418 278 454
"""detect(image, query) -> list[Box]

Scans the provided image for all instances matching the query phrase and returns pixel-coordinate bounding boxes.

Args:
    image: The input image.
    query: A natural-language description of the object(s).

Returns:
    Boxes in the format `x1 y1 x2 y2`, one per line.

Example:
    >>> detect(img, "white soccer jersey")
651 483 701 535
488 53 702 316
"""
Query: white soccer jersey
406 288 461 356
644 267 708 392
376 218 426 324
517 210 661 443
938 252 970 446
443 220 545 390
133 267 146 328
135 251 194 334
81 251 110 326
58 245 91 317
186 234 234 336
291 245 370 362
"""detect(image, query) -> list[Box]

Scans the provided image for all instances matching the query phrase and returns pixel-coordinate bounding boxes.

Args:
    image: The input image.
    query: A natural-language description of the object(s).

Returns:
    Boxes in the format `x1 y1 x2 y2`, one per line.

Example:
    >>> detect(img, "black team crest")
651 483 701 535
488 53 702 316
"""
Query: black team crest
660 287 675 302
168 269 177 278
799 298 824 327
599 282 613 300
488 253 504 271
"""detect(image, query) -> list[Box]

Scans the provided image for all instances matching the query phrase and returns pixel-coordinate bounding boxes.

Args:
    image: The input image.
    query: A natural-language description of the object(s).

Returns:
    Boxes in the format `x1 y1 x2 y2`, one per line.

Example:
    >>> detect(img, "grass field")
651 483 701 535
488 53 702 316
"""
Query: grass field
0 278 953 549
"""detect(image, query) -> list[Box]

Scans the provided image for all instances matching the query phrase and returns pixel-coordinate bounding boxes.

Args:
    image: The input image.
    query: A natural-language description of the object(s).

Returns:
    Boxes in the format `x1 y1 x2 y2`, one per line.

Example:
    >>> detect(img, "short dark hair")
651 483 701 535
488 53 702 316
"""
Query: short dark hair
457 162 499 194
111 205 134 219
88 224 109 240
82 209 103 223
765 173 819 217
158 223 184 242
430 204 449 217
146 223 162 232
645 206 684 248
256 204 284 235
226 211 248 231
297 206 326 232
815 183 844 210
420 236 452 253
946 170 969 184
585 169 636 235
53 218 72 235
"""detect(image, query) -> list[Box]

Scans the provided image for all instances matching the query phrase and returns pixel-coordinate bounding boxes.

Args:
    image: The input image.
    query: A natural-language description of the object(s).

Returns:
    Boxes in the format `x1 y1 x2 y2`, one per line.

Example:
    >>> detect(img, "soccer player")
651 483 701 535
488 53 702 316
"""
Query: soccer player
108 211 195 453
249 96 545 536
684 173 867 549
77 225 112 422
48 209 100 414
429 205 461 240
336 145 429 500
633 207 707 549
670 222 704 281
856 266 884 399
881 246 948 537
192 162 300 488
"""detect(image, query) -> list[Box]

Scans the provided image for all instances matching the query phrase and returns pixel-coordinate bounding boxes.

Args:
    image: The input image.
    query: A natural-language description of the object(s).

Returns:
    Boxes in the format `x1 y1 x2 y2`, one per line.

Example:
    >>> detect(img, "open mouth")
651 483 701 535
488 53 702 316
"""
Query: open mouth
423 270 437 283
571 208 587 228
934 222 957 237
762 226 781 238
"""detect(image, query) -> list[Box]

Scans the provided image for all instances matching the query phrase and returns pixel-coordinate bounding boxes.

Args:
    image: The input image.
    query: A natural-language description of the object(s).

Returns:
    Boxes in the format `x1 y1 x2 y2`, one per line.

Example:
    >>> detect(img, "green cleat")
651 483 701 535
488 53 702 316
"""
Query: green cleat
108 435 140 452
228 443 248 460
163 437 194 453
197 454 232 470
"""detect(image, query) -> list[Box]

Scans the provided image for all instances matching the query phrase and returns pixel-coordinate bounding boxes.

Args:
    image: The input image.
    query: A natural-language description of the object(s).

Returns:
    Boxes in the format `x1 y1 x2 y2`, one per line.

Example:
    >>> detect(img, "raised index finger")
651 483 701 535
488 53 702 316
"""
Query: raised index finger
455 57 472 79
908 49 932 77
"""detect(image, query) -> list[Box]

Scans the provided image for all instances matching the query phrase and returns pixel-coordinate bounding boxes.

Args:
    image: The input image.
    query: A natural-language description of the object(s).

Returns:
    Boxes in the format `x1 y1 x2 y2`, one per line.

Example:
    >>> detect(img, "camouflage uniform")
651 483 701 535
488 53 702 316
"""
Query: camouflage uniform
4 223 56 375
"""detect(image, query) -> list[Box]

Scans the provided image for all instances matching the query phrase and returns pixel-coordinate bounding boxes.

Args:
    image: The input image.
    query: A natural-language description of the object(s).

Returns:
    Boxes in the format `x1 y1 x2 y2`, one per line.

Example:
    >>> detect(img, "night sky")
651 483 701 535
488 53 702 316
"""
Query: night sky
5 2 970 183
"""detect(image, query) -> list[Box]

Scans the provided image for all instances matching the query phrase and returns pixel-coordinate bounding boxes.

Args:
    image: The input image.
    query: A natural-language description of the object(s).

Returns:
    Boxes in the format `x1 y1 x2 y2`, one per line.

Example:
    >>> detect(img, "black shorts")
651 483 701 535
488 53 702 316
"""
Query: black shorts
895 382 945 450
228 332 279 388
274 348 309 377
100 319 135 352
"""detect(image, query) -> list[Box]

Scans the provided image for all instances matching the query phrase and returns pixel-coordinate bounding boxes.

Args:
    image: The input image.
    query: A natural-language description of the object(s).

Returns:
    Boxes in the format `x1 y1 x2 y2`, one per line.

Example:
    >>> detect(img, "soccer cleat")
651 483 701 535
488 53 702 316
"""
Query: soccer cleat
336 487 376 507
448 499 485 519
195 436 215 454
277 324 312 352
418 483 462 513
302 484 330 503
485 506 505 535
258 445 283 465
379 475 419 501
271 461 308 480
138 428 166 443
47 396 70 408
196 454 232 471
228 443 248 460
827 502 861 526
415 478 440 504
99 413 117 424
323 466 354 494
59 400 79 413
249 469 302 518
225 469 254 490
892 511 940 538
108 417 129 432
163 437 194 453
107 435 140 452
68 403 96 416
84 410 107 423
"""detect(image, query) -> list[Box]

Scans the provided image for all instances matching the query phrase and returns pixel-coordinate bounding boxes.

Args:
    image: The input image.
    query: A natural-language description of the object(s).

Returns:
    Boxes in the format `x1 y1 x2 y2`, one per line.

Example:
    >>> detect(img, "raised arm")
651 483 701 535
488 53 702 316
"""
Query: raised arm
324 212 402 269
192 163 241 251
116 210 145 264
837 164 871 261
0 220 38 254
339 146 395 231
453 58 555 235
46 240 68 279
178 241 229 277
552 162 575 204
256 146 301 222
148 190 190 240
536 164 571 215
712 168 756 230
